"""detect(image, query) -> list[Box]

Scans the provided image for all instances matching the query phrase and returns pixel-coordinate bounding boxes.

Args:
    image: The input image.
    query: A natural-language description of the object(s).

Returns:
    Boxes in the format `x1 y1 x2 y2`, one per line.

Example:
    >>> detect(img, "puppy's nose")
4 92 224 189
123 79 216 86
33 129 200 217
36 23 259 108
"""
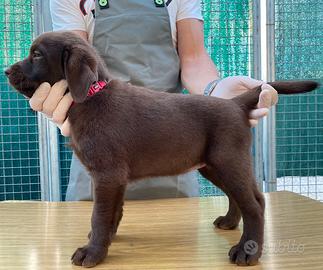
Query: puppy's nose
4 68 12 77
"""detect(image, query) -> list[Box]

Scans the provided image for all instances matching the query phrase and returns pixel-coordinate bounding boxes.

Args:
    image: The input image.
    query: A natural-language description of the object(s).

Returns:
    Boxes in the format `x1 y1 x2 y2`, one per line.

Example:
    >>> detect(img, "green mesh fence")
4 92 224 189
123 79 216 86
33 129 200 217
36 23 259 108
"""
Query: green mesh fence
199 0 254 196
275 0 323 200
0 1 41 200
202 0 253 77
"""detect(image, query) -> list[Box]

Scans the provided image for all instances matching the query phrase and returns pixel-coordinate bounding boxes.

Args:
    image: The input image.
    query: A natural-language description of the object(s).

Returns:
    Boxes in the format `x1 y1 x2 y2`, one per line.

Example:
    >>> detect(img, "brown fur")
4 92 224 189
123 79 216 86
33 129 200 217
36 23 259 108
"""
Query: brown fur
5 31 319 267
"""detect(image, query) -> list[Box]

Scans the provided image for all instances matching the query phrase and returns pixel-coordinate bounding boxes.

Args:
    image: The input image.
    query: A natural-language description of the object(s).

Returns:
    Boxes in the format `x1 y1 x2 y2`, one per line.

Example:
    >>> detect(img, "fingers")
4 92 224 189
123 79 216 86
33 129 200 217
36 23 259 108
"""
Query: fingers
249 119 258 127
52 92 73 125
59 118 71 137
249 108 269 120
42 80 68 117
29 82 51 111
248 108 269 127
29 80 71 137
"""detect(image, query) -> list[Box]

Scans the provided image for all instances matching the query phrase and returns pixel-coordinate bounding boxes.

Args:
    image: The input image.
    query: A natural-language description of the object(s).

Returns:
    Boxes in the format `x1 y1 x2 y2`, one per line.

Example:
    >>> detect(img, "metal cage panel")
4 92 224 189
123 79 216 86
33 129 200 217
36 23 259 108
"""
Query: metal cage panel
59 137 72 200
274 0 323 200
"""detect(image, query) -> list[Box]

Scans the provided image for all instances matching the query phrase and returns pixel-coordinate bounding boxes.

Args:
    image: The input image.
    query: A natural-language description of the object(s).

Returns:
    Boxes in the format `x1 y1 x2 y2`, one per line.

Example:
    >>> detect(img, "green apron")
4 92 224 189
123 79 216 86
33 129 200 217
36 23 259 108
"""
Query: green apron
66 0 199 201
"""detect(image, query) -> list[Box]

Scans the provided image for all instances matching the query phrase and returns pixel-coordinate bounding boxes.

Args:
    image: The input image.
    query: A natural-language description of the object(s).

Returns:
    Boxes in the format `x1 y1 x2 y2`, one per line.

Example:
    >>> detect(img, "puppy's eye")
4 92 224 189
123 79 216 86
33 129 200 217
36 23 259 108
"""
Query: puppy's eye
32 50 42 58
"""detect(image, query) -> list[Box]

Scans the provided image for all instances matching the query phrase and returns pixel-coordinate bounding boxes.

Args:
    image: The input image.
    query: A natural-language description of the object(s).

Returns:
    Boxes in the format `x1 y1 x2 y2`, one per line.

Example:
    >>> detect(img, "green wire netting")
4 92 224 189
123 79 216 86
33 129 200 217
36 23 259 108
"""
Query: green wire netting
275 0 323 176
0 0 41 200
274 0 323 200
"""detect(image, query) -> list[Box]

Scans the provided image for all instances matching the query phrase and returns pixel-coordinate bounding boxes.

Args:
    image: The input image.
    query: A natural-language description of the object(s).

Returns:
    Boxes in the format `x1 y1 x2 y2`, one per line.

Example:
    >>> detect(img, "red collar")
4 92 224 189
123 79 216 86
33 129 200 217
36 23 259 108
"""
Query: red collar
71 80 108 106
87 80 108 97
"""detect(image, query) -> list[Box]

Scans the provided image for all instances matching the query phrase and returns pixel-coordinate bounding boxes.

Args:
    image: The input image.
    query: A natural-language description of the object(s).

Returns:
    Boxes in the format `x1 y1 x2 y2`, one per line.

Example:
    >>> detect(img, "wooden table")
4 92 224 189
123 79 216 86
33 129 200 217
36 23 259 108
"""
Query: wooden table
0 191 322 270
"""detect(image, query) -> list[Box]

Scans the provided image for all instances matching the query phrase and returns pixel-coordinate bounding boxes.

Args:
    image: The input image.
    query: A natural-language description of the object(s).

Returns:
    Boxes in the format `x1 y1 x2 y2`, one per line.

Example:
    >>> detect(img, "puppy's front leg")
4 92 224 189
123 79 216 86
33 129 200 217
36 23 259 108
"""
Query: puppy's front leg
87 187 125 240
72 172 127 268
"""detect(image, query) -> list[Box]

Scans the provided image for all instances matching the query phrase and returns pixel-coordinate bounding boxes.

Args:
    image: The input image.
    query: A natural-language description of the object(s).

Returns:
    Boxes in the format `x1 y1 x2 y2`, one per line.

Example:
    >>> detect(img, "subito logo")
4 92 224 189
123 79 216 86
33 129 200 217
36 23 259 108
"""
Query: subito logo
244 240 258 255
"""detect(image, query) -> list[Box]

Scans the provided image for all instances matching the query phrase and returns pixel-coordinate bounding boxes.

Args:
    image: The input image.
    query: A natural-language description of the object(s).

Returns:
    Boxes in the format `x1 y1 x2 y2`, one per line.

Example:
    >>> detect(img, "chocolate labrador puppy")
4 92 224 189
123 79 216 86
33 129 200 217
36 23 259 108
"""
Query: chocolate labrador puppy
5 31 318 267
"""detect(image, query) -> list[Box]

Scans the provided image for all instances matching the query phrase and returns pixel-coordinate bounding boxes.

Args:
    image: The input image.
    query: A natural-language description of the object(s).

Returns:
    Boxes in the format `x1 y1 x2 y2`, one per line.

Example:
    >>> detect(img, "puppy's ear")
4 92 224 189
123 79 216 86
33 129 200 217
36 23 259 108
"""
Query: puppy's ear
63 46 98 103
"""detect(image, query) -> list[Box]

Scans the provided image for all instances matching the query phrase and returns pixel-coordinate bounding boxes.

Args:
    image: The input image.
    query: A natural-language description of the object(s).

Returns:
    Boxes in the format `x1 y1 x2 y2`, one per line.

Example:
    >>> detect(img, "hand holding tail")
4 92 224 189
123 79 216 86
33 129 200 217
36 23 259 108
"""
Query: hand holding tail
210 76 279 126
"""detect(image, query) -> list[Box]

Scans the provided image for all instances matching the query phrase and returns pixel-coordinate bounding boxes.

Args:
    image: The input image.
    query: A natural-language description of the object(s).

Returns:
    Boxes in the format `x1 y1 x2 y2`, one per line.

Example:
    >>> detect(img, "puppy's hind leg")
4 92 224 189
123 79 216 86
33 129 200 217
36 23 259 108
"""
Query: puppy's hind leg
72 169 127 268
199 167 241 230
205 148 265 266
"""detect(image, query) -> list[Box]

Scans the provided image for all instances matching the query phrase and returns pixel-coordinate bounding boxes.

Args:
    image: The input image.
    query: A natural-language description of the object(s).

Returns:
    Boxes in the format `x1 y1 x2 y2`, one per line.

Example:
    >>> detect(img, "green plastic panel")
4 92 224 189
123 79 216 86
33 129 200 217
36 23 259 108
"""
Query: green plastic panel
0 1 41 201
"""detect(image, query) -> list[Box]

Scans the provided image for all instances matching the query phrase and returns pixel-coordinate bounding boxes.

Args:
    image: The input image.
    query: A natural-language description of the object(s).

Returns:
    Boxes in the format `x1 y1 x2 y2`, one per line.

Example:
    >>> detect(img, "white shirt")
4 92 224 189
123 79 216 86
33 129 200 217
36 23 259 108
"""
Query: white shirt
50 0 203 47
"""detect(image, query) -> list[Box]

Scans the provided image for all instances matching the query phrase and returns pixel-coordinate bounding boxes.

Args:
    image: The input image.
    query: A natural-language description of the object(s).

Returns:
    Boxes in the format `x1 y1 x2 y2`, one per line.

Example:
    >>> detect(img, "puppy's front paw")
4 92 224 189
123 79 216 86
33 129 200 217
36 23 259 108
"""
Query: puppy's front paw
213 215 240 230
71 244 107 268
229 240 261 266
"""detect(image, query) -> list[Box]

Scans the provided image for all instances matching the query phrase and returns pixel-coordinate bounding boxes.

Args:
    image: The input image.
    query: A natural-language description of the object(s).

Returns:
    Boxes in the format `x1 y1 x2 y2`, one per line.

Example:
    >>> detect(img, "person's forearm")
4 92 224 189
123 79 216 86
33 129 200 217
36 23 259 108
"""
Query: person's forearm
181 53 220 95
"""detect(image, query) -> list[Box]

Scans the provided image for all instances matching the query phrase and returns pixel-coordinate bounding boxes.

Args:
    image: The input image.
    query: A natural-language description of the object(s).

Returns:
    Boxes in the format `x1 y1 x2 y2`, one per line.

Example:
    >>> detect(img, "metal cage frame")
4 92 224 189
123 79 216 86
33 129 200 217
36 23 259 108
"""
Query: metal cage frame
33 0 61 201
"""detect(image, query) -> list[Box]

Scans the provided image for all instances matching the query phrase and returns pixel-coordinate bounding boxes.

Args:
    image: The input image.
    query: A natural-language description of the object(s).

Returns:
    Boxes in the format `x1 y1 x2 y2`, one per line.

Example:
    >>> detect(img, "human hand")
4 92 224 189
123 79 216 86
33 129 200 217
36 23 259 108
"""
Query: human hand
210 76 278 126
29 80 72 137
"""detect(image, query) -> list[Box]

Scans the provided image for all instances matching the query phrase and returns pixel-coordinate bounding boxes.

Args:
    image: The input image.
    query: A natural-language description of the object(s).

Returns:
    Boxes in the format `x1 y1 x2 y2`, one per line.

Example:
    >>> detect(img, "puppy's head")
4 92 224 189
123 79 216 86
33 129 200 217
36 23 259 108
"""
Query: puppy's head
5 31 104 103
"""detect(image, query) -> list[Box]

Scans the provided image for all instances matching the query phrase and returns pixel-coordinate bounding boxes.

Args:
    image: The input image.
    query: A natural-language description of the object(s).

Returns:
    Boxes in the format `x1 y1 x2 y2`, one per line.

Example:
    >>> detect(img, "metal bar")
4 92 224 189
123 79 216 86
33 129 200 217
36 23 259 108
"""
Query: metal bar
34 0 61 201
263 0 277 192
252 0 264 191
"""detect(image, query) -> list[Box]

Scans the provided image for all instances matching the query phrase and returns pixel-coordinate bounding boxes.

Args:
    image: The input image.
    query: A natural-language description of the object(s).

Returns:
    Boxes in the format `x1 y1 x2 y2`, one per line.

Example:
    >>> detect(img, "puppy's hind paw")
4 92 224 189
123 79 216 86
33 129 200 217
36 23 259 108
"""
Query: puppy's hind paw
213 215 240 230
71 244 107 268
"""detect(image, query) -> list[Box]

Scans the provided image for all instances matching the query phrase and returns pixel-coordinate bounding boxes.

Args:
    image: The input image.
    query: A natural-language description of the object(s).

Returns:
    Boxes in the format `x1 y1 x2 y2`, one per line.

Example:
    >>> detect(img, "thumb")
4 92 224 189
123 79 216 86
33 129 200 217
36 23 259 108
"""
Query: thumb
257 85 278 109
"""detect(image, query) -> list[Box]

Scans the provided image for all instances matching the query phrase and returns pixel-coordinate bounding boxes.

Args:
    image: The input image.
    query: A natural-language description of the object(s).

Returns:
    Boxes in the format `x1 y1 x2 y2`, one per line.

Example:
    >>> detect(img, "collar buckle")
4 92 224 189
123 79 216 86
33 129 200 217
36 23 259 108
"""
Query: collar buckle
87 80 108 97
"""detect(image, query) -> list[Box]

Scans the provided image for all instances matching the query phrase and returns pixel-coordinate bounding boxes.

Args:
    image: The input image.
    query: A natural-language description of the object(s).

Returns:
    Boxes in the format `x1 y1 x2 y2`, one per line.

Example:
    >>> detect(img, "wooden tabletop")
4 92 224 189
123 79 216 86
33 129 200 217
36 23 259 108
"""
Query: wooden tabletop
0 191 322 270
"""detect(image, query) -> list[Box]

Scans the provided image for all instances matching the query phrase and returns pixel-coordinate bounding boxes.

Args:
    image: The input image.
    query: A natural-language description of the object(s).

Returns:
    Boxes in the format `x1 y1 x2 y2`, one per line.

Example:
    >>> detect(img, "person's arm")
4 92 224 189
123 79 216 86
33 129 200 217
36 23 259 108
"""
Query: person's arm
177 19 220 95
50 0 89 34
177 18 278 126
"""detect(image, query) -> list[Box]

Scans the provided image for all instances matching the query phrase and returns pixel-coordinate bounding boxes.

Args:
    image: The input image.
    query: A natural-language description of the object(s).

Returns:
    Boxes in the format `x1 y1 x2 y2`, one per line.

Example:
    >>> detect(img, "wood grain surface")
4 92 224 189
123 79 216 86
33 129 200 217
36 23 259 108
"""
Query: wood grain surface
0 191 322 270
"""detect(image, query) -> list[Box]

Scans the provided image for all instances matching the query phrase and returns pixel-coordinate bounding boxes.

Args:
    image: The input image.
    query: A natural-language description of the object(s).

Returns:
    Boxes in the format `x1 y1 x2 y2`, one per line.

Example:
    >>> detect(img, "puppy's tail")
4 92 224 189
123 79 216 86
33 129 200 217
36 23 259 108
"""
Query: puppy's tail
232 80 319 112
